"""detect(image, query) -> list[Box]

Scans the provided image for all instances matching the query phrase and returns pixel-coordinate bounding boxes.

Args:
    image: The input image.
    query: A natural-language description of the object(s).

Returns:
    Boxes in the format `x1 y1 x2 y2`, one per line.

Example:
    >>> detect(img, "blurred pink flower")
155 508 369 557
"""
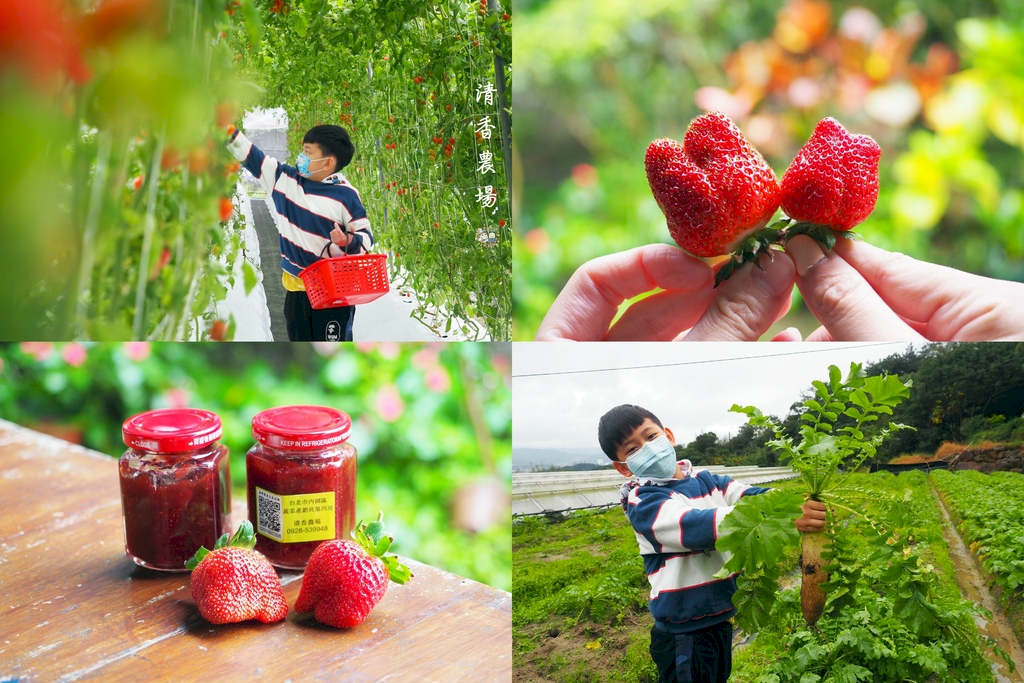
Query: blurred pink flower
412 347 440 371
787 77 824 110
425 368 451 393
524 228 550 256
123 342 151 362
375 385 405 422
62 343 87 368
694 87 753 120
570 163 598 188
312 342 341 357
378 342 400 360
20 342 53 362
491 351 511 381
163 387 191 409
354 342 377 353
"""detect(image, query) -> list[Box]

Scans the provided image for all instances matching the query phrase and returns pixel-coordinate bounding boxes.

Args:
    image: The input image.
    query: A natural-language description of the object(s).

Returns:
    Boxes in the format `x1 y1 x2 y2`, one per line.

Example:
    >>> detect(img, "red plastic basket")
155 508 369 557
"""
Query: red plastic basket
298 253 390 309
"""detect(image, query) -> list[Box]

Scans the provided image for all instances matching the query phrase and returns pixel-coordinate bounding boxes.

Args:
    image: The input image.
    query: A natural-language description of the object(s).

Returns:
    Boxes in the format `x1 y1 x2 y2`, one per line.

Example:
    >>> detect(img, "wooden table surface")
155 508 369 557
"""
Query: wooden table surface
0 420 511 682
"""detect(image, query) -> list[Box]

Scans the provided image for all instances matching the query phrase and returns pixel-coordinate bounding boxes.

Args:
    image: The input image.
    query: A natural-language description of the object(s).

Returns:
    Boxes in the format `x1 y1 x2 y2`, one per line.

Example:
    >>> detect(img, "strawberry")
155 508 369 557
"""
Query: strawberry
780 117 880 230
186 521 288 624
645 111 780 258
294 513 412 629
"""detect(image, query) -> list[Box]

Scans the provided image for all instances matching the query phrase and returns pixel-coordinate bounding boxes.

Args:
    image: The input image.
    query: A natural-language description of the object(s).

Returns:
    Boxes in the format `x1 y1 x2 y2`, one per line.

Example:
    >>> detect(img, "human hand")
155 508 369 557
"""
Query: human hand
534 244 797 341
787 236 1024 341
794 498 828 533
330 222 350 246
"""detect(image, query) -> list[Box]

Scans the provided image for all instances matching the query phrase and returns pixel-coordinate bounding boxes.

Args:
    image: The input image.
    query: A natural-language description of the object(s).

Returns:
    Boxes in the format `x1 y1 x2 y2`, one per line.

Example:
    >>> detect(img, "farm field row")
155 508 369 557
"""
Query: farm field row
513 470 1024 683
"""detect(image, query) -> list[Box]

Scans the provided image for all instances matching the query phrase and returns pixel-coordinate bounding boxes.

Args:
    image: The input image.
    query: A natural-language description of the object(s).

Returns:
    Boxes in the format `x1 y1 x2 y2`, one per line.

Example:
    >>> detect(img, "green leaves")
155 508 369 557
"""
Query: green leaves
351 512 414 585
732 363 914 497
714 489 803 632
185 520 257 570
717 489 804 572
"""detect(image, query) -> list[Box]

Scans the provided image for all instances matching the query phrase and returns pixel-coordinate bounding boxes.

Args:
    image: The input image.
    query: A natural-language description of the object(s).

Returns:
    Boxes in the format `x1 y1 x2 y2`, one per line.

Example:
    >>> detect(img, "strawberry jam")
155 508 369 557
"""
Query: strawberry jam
119 409 231 572
247 405 357 569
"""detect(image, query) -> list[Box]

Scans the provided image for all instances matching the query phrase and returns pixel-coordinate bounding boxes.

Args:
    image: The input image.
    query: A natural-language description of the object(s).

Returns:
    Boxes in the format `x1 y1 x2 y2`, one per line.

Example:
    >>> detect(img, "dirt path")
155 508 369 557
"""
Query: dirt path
928 479 1024 682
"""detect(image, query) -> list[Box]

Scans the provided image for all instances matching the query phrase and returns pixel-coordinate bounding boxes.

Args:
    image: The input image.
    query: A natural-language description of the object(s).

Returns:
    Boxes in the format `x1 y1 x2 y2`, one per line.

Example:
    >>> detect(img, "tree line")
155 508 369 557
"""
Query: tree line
676 343 1024 468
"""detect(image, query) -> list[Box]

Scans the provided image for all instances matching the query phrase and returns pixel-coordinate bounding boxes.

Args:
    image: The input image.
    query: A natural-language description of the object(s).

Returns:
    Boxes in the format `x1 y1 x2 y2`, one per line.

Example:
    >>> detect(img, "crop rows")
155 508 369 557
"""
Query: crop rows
930 470 1024 678
513 472 1009 683
932 469 1024 600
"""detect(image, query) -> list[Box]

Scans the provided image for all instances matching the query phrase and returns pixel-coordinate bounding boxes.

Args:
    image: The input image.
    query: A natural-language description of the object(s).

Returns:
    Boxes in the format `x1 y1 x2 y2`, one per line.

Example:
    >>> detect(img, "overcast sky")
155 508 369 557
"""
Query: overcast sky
512 342 921 454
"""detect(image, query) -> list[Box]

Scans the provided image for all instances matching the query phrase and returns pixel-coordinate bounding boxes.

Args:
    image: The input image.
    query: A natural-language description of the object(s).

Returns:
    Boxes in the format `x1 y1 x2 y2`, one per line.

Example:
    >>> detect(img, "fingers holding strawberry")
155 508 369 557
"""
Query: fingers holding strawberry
644 112 881 289
679 250 797 341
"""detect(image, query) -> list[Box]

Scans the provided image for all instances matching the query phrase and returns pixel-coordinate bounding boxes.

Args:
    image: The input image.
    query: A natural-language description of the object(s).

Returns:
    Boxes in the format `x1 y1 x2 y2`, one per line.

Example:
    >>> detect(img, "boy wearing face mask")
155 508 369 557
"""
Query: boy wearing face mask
598 404 825 683
227 123 373 341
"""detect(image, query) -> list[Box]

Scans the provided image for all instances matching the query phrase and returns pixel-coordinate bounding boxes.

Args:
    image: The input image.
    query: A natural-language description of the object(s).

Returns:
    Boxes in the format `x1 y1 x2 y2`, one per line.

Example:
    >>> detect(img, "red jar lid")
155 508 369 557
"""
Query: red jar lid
122 409 223 453
251 405 352 450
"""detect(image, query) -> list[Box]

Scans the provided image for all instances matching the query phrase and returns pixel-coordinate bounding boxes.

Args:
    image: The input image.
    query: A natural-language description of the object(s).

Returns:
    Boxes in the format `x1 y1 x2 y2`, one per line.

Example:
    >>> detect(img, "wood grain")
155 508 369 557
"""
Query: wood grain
0 420 511 682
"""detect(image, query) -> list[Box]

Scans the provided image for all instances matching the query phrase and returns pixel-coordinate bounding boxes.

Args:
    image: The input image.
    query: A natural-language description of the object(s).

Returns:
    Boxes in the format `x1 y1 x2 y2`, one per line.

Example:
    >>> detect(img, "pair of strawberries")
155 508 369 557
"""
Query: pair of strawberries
186 514 412 628
645 112 881 280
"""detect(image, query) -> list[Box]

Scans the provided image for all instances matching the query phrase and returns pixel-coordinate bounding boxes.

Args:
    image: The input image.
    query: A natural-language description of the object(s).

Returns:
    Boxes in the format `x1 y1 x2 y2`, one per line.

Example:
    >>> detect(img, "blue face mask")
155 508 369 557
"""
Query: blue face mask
296 153 328 178
625 434 678 479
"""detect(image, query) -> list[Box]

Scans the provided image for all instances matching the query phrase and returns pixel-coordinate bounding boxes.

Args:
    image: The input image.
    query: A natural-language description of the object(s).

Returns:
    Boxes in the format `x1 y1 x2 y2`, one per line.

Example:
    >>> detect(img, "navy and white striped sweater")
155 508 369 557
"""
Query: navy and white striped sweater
227 129 374 278
621 466 769 634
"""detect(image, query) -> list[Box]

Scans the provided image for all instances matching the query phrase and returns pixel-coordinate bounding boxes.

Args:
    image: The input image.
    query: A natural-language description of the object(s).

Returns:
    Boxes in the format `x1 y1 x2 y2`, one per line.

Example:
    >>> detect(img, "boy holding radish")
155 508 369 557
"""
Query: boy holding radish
226 123 373 341
598 404 826 683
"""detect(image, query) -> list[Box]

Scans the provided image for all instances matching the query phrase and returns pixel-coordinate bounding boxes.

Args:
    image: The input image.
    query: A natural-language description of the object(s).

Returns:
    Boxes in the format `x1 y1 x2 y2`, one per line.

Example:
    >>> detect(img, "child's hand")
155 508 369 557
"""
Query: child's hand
794 499 828 533
331 222 350 246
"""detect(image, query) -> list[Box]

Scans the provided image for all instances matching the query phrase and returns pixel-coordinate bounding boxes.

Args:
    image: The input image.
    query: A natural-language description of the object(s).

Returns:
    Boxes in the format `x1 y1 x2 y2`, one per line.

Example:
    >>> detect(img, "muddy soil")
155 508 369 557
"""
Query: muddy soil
929 481 1024 682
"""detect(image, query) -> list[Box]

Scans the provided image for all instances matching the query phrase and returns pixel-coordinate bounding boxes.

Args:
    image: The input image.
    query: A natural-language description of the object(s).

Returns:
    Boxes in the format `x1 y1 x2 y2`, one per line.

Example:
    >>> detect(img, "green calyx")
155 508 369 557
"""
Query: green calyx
184 520 257 570
714 222 785 287
351 512 414 585
714 217 858 287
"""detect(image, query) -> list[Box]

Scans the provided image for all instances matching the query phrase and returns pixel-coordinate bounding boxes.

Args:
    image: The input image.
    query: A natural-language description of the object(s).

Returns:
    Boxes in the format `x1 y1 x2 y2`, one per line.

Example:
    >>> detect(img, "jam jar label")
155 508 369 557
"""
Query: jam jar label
255 487 336 543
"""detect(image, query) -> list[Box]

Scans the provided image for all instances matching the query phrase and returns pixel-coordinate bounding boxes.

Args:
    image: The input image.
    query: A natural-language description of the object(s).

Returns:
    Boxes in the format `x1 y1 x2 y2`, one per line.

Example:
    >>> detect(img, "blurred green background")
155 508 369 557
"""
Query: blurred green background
0 341 511 591
512 0 1024 339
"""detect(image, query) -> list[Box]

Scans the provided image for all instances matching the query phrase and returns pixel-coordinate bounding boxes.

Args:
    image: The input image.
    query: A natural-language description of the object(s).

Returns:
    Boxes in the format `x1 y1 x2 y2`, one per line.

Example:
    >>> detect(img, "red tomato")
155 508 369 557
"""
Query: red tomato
209 320 228 341
216 102 236 129
219 197 233 221
188 147 209 174
160 147 180 170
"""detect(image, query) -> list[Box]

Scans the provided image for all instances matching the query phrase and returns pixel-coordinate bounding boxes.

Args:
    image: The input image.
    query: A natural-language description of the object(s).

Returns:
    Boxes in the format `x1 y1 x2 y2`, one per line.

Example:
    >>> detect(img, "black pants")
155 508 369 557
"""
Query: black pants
284 291 355 341
650 621 732 683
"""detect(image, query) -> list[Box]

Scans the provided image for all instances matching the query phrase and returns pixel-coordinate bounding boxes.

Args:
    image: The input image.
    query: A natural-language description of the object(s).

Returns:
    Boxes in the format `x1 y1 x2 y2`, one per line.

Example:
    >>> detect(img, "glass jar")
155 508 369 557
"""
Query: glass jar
119 409 231 572
247 405 357 569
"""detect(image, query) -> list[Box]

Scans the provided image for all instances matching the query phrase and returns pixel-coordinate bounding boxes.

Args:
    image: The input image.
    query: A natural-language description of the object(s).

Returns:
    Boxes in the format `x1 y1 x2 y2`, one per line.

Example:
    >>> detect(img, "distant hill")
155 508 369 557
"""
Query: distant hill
513 447 607 471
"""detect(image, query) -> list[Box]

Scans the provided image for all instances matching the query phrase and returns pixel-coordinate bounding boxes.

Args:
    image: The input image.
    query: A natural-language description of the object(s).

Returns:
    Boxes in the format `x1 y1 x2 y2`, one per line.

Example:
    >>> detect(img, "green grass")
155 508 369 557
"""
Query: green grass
513 508 656 682
514 474 1000 682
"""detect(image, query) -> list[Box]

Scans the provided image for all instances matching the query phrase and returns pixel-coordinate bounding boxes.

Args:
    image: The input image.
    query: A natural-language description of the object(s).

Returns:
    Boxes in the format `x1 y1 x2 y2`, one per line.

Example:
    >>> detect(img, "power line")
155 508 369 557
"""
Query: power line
511 342 909 379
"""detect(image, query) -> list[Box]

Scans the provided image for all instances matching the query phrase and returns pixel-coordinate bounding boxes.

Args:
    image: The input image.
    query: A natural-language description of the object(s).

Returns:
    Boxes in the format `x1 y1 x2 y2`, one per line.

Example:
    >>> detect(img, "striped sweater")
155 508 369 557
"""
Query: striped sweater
227 130 374 284
621 467 769 634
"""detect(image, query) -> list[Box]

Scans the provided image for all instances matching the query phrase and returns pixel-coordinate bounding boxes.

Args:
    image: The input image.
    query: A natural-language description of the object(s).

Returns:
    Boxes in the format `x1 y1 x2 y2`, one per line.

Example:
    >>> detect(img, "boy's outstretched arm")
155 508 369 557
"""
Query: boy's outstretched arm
226 127 284 196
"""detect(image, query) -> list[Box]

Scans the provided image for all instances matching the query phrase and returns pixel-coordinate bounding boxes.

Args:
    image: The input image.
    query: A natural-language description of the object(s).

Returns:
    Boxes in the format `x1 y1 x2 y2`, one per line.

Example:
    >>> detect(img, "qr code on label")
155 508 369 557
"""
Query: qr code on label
256 488 283 540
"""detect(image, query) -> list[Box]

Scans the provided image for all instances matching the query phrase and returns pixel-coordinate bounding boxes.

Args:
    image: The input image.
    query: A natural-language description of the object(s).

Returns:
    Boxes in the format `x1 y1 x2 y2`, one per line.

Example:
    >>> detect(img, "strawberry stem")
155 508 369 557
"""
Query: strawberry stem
351 512 414 585
780 221 839 250
185 520 257 570
714 222 788 287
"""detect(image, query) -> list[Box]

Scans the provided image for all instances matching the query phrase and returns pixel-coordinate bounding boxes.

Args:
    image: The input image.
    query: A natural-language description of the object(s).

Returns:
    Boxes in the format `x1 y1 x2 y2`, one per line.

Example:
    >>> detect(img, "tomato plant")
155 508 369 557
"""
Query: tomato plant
0 0 510 340
0 0 267 340
229 0 512 340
